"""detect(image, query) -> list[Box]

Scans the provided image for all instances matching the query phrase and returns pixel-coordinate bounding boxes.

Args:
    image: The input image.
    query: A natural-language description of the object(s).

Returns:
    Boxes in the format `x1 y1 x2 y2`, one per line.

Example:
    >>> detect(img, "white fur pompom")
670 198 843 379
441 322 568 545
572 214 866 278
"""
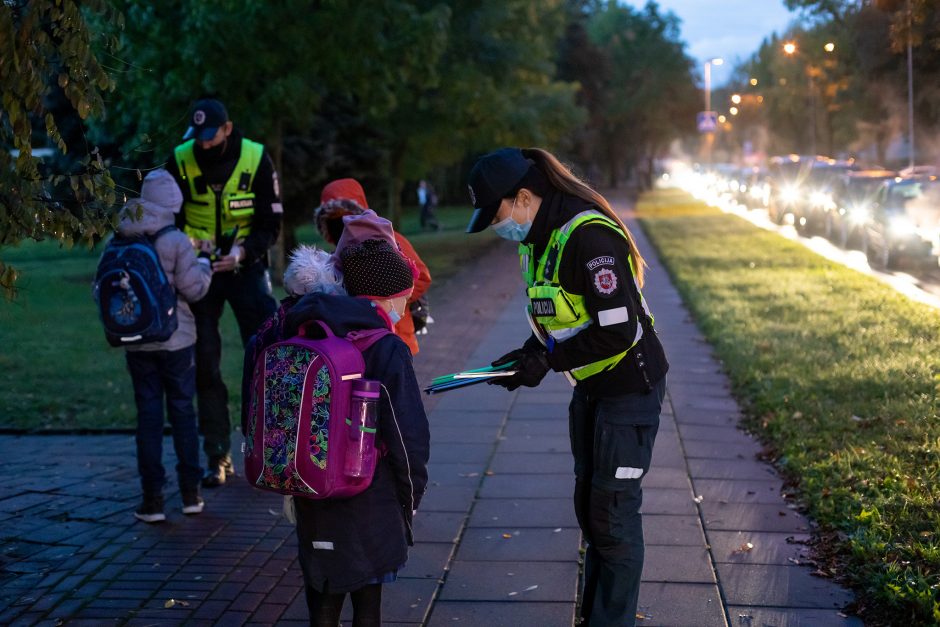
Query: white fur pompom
283 245 345 297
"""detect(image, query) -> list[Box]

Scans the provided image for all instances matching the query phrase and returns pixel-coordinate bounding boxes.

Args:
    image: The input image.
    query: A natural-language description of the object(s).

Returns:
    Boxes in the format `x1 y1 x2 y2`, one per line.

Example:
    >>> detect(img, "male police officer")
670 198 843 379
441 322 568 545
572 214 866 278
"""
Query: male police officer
167 98 281 487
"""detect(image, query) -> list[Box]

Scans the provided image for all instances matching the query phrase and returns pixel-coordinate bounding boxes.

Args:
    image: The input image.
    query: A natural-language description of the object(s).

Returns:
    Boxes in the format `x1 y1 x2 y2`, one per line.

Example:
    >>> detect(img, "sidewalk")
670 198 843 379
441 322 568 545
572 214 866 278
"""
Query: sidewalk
0 202 863 626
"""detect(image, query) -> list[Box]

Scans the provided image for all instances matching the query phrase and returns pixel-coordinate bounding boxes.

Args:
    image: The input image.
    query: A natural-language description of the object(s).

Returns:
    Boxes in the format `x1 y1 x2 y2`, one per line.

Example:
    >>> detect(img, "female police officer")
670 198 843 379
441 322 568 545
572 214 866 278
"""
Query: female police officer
466 148 668 627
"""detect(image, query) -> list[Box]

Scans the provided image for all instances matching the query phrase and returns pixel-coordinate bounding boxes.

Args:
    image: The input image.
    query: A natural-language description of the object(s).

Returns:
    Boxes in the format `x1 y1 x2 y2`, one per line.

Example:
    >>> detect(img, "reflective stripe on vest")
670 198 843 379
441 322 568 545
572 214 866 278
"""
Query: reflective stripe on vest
519 210 653 381
173 138 264 246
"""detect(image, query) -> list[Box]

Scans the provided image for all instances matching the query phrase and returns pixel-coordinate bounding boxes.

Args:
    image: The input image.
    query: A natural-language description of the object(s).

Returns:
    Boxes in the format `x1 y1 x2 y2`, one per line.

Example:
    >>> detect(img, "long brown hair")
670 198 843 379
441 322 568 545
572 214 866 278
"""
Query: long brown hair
522 148 647 286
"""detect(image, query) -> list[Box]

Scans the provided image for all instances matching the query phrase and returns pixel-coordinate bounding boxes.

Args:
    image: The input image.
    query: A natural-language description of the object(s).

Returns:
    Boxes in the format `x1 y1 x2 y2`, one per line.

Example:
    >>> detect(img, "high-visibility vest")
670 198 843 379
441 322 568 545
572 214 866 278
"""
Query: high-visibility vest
173 138 264 246
519 210 654 381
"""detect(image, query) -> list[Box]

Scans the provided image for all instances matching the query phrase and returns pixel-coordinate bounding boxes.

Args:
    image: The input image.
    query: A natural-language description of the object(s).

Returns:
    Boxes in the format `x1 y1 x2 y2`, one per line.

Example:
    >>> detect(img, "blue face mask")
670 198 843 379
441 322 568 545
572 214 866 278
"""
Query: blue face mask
388 308 402 325
491 197 532 242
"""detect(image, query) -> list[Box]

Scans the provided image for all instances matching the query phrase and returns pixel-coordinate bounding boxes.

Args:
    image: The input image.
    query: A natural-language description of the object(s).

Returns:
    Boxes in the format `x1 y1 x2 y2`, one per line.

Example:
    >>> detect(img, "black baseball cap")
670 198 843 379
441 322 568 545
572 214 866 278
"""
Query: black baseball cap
182 98 229 142
466 147 531 233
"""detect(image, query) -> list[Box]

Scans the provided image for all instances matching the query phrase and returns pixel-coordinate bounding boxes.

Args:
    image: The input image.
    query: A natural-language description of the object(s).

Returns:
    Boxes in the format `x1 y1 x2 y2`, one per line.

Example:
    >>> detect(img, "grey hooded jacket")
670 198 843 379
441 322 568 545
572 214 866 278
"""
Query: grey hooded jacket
112 169 212 352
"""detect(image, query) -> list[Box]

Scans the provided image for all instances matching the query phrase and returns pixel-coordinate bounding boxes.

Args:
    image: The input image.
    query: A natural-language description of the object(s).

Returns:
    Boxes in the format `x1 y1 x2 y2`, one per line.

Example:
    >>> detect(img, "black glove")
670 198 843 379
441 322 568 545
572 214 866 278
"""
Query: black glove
489 347 551 391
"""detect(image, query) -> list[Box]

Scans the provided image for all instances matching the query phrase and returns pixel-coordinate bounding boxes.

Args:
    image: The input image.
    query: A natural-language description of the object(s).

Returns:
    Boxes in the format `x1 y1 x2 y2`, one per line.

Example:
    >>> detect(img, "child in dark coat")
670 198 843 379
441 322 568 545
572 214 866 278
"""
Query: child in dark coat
243 216 429 626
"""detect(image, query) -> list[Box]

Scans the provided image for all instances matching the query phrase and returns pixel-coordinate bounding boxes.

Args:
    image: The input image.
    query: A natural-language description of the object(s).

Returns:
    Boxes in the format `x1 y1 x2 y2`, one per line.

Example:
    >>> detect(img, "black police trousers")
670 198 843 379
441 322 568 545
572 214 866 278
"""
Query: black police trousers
569 377 665 627
190 262 276 460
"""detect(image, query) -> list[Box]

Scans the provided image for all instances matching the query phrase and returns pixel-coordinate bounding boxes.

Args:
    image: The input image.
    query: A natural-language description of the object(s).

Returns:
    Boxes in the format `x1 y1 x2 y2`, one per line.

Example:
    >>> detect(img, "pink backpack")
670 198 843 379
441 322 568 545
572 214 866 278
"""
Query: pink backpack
244 321 389 499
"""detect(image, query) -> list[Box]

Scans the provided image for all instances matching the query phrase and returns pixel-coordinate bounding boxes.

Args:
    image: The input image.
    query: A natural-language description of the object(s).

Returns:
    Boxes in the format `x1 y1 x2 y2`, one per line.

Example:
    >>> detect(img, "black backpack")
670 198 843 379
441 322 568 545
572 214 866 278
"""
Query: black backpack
93 225 178 346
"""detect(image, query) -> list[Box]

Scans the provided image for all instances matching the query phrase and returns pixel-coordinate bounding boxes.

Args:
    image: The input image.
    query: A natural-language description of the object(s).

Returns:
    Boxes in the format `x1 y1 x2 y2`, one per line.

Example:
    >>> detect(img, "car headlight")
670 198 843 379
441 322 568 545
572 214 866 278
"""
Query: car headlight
889 215 916 237
781 186 800 203
848 205 870 224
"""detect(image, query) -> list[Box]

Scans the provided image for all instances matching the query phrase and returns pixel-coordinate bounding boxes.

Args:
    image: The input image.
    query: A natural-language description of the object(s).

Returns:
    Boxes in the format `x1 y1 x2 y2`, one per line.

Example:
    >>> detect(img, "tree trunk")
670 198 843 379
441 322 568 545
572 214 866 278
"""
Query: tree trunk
386 142 407 231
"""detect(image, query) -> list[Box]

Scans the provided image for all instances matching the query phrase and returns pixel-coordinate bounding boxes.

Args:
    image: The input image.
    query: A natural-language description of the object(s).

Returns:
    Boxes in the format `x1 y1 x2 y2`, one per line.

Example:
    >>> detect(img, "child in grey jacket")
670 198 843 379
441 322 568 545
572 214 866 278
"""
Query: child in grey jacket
111 169 212 522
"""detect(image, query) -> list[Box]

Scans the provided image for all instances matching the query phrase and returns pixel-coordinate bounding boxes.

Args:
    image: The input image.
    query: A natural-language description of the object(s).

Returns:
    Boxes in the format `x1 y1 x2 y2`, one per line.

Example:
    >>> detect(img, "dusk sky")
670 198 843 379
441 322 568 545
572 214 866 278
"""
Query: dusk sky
622 0 798 87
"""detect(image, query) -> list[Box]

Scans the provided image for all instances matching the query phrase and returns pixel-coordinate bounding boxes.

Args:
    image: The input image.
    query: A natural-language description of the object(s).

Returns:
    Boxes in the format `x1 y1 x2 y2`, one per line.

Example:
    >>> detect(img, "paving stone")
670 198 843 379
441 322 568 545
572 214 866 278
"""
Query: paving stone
642 515 706 546
427 443 494 465
501 420 569 437
454 527 580 562
426 601 574 626
708 530 813 565
417 486 476 513
429 426 503 444
688 458 780 481
642 466 692 490
636 582 726 627
425 463 488 487
496 434 570 454
683 439 761 460
641 488 697 515
489 452 572 474
478 474 574 498
679 424 755 443
506 404 567 420
427 411 507 427
467 498 578 528
719 564 855 609
673 408 742 427
412 511 466 544
433 392 513 414
693 478 786 504
702 502 810 533
438 561 578 601
512 390 574 405
399 542 454 579
642 545 715 583
649 438 687 469
725 606 864 626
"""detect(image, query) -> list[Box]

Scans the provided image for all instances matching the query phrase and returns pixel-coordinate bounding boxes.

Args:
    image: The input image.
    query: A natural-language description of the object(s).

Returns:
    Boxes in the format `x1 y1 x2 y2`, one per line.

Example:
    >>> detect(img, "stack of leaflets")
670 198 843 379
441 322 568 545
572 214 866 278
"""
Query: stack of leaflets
423 362 517 395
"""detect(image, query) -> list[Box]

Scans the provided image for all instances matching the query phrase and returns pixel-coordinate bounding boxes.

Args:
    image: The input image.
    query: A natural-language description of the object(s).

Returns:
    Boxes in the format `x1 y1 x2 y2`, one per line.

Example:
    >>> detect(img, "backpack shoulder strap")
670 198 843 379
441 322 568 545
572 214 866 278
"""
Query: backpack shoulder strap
345 328 392 353
149 225 177 243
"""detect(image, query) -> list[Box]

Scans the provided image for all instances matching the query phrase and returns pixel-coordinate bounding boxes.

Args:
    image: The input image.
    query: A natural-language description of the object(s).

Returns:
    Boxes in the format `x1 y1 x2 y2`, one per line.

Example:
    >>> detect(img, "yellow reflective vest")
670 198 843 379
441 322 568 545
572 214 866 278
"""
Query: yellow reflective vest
173 138 264 246
520 210 653 381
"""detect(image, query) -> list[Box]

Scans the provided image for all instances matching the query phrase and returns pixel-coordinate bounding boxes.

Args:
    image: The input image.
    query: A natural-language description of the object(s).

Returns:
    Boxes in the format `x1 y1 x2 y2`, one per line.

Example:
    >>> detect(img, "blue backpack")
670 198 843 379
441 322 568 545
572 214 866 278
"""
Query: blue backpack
93 225 179 347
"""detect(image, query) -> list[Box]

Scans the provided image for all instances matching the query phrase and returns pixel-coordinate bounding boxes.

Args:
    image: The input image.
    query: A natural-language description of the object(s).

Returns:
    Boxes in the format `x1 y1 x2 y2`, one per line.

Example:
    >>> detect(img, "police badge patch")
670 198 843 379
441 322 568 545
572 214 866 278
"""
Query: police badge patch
592 267 619 296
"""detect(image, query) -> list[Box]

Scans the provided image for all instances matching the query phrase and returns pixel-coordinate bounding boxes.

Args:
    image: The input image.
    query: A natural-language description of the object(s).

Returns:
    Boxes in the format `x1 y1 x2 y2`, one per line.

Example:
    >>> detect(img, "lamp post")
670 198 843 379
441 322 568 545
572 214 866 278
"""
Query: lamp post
906 0 915 169
704 57 723 113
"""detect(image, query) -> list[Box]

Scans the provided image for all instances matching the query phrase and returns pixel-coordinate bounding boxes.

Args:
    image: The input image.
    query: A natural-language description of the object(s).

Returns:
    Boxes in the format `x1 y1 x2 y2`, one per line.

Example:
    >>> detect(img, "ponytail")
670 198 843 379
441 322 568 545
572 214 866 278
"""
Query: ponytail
521 148 647 287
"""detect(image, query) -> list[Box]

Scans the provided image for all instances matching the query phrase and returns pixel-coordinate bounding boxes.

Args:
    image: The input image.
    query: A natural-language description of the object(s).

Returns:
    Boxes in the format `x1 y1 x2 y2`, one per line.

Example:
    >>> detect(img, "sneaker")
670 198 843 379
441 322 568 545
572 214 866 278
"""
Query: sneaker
134 494 166 523
181 488 204 515
201 454 234 488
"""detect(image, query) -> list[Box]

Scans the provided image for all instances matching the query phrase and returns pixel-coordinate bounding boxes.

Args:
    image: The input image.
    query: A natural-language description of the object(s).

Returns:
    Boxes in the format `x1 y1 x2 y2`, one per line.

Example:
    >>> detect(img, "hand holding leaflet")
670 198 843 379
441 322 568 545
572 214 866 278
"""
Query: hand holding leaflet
424 361 517 395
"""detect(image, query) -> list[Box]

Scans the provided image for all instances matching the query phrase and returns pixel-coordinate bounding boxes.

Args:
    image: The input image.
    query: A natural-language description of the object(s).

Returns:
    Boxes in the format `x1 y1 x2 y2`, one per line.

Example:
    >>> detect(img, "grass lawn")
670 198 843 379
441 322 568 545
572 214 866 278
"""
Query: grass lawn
0 204 493 432
637 188 940 624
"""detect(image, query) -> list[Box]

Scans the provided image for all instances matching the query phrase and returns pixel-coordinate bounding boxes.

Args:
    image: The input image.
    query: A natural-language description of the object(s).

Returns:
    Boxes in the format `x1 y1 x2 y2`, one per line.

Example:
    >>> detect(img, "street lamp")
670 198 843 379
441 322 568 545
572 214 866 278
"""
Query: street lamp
783 41 797 55
704 57 723 113
731 94 742 105
824 42 835 52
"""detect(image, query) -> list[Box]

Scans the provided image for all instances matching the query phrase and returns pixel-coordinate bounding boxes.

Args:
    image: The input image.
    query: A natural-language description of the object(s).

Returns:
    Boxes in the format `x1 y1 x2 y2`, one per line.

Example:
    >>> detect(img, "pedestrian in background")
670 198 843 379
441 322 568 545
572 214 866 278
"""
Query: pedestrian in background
418 179 441 231
108 169 213 522
166 97 282 487
315 178 431 355
465 147 669 627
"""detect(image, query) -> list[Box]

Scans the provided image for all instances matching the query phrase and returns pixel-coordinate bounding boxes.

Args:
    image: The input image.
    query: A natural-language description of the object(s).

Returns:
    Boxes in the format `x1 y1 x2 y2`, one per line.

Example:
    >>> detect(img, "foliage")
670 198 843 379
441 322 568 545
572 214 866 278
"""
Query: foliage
638 188 940 625
559 0 698 187
731 0 940 163
0 0 121 298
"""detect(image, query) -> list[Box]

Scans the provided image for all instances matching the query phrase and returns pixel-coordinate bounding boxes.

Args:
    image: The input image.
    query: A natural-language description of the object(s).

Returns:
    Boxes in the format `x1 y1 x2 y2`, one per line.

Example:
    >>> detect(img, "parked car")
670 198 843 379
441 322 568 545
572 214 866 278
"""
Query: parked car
790 159 857 235
766 155 820 224
862 175 940 270
827 169 896 249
